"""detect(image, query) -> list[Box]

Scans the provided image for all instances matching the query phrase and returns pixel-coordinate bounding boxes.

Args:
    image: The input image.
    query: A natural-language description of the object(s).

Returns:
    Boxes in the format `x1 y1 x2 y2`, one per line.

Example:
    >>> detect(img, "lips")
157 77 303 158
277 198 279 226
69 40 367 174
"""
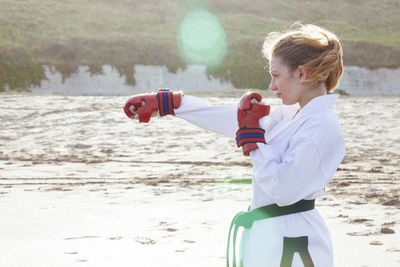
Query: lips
276 93 282 97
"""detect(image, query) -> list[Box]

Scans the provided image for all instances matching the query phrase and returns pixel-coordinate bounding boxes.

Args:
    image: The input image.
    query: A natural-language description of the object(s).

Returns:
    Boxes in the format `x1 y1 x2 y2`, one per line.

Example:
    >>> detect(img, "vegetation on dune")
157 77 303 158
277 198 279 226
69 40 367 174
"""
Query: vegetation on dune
0 48 45 91
0 0 399 91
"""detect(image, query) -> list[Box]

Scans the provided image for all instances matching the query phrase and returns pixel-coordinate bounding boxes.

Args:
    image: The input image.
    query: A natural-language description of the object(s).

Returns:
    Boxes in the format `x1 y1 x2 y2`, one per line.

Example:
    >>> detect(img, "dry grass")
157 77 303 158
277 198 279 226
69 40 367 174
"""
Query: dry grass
0 0 399 91
0 0 398 61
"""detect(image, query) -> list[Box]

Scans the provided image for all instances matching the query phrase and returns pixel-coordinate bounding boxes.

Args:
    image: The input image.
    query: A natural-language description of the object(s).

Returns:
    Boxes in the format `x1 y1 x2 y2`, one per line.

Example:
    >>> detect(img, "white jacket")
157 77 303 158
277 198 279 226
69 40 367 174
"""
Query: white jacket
175 94 345 267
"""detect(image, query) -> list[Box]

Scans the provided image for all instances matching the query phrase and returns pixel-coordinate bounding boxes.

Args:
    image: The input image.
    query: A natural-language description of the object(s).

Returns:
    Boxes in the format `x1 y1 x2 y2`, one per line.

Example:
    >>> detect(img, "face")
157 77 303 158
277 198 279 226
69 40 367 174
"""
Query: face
269 56 303 106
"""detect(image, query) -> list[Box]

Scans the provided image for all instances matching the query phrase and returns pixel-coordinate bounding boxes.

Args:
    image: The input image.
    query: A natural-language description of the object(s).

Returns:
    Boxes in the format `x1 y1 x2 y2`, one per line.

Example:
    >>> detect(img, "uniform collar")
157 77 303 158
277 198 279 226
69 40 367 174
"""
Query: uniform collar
296 94 339 119
267 94 339 142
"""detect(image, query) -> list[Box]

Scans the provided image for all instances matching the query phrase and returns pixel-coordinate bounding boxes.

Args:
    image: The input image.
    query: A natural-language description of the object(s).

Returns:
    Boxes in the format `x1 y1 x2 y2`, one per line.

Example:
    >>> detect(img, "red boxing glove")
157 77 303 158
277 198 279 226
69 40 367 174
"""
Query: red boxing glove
236 92 270 156
123 89 183 123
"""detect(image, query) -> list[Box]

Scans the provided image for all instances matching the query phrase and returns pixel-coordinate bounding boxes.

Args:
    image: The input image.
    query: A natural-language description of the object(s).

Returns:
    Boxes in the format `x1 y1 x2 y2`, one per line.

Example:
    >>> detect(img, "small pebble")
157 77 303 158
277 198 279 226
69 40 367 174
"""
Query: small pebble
381 227 395 234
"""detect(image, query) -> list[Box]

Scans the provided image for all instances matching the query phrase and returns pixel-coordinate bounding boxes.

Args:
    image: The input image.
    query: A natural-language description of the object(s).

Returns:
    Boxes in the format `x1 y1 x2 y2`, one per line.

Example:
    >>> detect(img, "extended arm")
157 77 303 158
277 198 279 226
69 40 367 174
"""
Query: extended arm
123 89 237 138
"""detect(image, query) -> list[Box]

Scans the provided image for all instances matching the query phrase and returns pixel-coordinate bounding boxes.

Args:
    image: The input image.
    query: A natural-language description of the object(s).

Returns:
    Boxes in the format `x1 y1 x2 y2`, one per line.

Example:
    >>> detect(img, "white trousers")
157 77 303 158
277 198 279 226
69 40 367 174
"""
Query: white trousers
239 209 333 267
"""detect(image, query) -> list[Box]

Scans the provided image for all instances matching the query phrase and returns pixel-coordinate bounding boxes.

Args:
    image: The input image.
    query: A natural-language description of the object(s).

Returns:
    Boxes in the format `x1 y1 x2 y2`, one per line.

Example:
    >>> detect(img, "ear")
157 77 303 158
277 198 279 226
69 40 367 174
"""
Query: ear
296 65 307 82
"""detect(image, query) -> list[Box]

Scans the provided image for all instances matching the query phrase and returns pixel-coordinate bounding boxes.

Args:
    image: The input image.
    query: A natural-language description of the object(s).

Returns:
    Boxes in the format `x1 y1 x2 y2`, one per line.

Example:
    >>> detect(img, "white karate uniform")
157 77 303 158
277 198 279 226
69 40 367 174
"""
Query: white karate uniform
175 94 345 267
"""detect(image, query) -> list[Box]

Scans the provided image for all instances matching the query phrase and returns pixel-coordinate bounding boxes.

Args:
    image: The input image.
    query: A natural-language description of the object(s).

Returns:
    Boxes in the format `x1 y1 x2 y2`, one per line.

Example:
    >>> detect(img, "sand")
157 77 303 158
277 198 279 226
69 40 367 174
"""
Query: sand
0 91 399 266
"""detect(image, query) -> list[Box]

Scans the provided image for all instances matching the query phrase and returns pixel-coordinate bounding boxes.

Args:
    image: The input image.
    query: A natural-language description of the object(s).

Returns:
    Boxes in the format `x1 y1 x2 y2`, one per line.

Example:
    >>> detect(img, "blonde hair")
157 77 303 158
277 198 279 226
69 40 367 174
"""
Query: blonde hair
262 23 343 93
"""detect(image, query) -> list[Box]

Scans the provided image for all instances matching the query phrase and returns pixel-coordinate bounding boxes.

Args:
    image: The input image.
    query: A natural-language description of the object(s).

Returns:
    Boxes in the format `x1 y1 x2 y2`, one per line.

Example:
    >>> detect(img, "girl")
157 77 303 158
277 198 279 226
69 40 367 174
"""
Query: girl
124 23 345 267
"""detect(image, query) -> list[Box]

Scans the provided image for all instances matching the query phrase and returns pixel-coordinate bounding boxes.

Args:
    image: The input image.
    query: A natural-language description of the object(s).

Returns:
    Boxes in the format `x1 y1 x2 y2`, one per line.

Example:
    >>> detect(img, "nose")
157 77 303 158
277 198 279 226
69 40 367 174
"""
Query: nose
269 79 277 91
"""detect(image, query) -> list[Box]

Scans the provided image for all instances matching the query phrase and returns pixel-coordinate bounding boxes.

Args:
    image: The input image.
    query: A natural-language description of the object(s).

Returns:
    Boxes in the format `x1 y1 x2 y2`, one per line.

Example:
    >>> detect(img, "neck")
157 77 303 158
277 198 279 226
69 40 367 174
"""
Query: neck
298 84 327 109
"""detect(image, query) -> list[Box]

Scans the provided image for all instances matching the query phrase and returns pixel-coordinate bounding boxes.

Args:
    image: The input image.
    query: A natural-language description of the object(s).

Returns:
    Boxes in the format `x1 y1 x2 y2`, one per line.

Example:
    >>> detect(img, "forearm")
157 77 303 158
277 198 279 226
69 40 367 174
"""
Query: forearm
175 95 237 138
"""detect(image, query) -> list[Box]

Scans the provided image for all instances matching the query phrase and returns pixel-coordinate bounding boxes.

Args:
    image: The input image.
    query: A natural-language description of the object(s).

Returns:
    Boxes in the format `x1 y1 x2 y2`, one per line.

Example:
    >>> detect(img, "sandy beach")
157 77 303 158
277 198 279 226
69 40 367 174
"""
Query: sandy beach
0 92 399 266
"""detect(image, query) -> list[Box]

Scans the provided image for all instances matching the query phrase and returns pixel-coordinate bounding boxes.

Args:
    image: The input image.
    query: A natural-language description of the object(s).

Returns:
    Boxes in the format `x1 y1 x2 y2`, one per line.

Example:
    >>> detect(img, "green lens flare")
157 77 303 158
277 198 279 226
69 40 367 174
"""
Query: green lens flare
178 8 227 69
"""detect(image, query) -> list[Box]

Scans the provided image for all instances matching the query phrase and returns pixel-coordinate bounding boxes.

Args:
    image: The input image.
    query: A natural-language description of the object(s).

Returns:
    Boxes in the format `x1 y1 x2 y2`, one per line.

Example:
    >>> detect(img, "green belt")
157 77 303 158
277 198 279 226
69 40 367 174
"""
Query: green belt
226 199 315 267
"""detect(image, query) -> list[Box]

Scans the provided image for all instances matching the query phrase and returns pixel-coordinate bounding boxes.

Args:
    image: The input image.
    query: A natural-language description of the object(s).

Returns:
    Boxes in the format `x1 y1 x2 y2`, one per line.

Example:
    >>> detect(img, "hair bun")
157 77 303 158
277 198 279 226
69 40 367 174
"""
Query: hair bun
262 23 343 93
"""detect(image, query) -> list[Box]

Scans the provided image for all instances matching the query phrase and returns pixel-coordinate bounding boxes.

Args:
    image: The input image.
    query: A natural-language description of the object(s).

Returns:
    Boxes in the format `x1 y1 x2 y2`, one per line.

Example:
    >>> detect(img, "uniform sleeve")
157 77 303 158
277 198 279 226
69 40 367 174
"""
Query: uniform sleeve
250 137 328 206
174 95 238 138
258 105 298 136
